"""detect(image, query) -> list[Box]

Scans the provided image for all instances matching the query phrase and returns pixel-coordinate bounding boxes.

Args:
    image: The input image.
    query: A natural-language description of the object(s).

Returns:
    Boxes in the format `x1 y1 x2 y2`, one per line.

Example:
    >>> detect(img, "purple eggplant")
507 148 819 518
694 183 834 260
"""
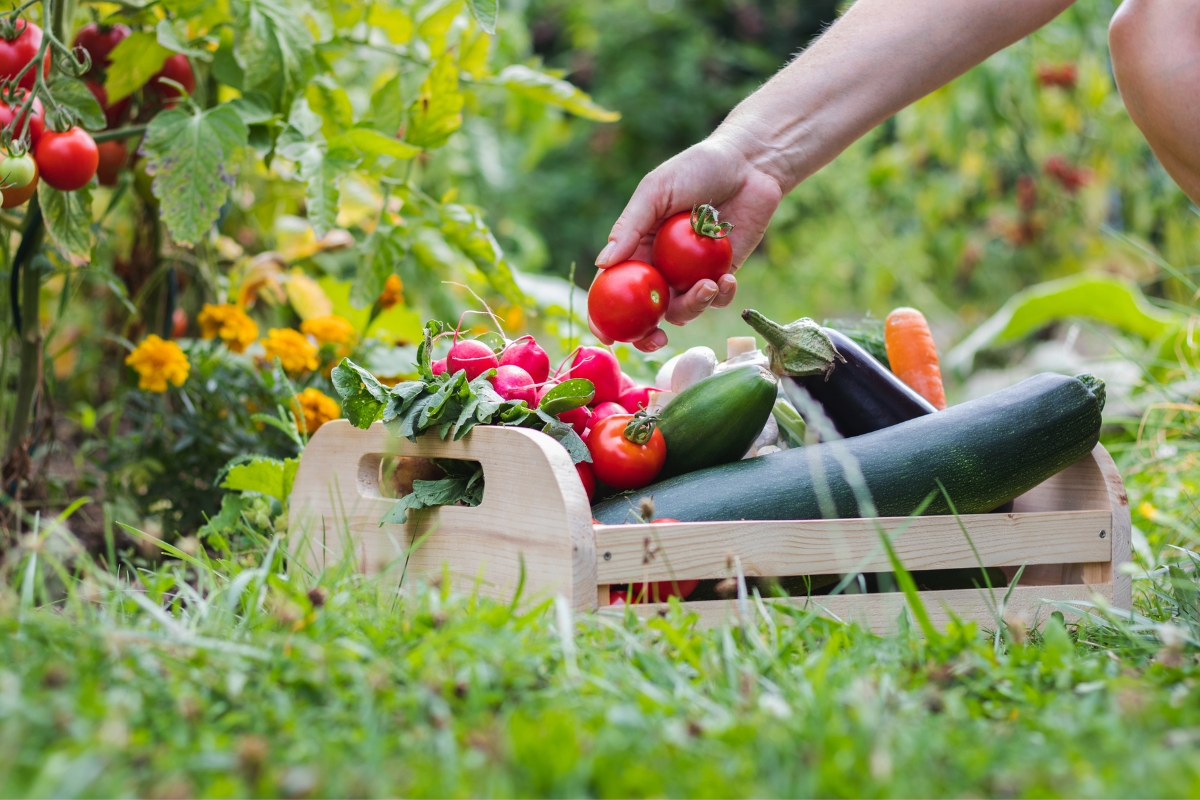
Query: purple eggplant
743 310 935 439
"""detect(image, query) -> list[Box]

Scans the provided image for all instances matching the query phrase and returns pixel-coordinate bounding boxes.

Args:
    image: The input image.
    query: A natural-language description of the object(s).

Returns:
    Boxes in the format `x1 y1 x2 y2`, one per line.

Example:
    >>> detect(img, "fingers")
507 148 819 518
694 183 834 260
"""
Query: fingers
597 174 669 268
710 274 738 308
632 328 668 353
664 279 719 326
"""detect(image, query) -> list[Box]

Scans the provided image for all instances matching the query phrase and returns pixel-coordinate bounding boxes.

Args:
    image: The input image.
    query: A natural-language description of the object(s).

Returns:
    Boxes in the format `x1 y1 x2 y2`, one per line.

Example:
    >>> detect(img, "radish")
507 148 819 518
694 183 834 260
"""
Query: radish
576 461 595 501
446 339 498 380
618 386 652 414
490 364 536 406
535 380 558 405
558 404 592 435
620 372 636 392
431 357 447 376
569 346 621 403
590 401 625 425
500 337 550 384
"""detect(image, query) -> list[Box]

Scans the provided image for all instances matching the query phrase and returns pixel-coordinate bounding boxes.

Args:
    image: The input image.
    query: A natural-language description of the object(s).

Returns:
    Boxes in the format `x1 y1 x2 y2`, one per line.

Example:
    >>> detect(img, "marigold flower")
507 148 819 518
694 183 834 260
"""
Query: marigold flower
198 303 259 353
262 328 319 374
378 274 404 310
300 314 357 347
125 335 190 393
293 387 341 434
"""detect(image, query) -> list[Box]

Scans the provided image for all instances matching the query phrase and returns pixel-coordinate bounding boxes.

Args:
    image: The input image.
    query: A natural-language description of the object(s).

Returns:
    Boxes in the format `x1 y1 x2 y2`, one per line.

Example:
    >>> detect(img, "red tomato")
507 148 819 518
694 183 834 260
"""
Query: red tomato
86 81 130 129
73 22 130 72
151 54 196 102
0 93 44 146
576 461 596 502
35 128 99 191
587 260 669 343
0 156 36 208
586 413 665 490
650 204 734 293
96 140 127 186
0 20 49 92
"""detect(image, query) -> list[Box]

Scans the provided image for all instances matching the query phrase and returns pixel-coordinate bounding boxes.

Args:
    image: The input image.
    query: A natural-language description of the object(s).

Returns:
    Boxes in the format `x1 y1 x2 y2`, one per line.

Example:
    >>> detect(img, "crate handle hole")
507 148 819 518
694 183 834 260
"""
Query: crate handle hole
359 454 485 503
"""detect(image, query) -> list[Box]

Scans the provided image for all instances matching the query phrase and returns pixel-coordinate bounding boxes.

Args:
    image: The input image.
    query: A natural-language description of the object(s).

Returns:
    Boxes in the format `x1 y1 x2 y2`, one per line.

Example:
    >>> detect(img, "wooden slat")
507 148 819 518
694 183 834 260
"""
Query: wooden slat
618 583 1114 634
595 510 1112 584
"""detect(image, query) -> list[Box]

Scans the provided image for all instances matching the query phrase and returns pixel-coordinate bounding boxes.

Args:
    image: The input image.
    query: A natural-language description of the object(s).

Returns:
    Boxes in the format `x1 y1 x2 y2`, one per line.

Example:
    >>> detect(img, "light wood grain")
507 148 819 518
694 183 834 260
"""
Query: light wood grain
594 509 1111 584
288 421 598 611
621 583 1114 634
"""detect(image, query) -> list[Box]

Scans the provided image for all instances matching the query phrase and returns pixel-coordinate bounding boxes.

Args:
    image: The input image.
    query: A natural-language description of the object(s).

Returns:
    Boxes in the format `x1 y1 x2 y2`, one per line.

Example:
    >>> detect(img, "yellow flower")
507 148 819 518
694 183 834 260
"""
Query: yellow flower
300 315 357 347
378 274 404 310
198 304 259 353
262 328 319 374
125 335 190 393
293 388 341 434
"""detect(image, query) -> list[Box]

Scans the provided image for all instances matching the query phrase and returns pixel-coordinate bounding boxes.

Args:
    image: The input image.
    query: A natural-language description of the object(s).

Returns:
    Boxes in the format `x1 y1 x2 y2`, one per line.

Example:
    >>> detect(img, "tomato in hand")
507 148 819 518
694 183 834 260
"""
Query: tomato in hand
35 128 99 191
650 204 734 293
96 140 127 187
1 156 37 208
0 93 44 146
586 411 666 490
588 260 669 343
73 22 130 73
0 20 49 92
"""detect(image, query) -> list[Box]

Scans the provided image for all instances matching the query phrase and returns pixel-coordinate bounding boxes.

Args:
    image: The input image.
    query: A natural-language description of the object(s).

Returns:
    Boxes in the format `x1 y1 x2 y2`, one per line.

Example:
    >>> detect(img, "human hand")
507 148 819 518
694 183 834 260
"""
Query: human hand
588 128 786 352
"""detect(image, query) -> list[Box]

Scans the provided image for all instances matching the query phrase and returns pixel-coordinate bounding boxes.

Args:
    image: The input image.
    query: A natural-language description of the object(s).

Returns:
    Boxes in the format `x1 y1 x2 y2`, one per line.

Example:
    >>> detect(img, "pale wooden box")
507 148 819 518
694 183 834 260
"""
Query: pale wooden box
288 421 1131 632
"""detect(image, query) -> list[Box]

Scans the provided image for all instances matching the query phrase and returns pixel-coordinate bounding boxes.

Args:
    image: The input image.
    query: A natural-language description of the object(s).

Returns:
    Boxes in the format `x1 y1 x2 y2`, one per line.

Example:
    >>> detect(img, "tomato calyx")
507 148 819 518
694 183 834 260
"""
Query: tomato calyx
690 203 734 240
622 408 659 446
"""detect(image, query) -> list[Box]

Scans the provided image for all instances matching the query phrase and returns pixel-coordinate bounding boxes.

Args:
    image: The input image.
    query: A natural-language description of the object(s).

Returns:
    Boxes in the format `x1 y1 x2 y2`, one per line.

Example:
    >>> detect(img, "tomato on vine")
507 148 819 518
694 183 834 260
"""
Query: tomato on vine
585 411 666 490
86 81 130 129
35 127 99 191
96 139 126 186
0 93 45 145
0 19 50 92
587 260 669 343
650 203 734 293
0 152 36 190
73 22 130 73
1 156 36 208
150 54 196 103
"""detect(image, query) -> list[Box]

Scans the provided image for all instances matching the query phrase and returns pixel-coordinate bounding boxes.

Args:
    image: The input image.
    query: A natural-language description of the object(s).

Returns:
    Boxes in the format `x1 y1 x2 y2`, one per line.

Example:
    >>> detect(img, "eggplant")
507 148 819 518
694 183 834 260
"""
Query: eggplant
742 310 935 439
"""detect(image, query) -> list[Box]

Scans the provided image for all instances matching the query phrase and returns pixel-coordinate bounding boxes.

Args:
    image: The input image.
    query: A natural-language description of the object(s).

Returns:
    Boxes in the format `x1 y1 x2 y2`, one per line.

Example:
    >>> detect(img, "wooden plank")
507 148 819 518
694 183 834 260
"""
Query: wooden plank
287 422 598 611
621 583 1114 634
594 510 1111 584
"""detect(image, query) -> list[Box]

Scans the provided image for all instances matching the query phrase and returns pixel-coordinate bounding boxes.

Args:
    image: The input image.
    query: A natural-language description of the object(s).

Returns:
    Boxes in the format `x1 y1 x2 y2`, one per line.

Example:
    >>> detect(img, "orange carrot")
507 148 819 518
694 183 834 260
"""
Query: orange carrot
884 307 947 410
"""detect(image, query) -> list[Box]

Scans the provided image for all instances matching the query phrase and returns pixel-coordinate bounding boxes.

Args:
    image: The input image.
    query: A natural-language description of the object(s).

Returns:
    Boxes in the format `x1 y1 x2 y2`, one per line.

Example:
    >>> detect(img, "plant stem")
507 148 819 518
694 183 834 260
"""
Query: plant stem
93 125 148 144
4 197 45 464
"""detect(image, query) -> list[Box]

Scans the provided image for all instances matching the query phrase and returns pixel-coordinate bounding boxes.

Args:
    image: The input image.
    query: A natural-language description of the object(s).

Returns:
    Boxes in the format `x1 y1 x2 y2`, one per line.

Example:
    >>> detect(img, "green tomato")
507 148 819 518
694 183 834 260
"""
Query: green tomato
0 153 36 190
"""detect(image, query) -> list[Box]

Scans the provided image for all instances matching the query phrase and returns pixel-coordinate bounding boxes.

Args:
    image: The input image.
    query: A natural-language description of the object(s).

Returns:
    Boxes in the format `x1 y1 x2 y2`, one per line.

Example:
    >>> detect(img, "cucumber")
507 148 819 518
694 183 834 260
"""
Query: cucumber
593 373 1104 523
656 365 779 480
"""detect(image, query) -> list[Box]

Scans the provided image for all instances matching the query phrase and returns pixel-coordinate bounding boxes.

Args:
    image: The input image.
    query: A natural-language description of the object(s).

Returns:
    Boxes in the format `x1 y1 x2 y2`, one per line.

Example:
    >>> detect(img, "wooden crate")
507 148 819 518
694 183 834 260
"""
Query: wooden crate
289 421 1130 632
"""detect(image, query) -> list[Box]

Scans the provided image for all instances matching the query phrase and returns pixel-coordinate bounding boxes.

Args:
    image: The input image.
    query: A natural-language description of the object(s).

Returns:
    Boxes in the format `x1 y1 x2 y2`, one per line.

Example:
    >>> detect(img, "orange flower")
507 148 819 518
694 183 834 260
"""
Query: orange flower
300 315 357 347
293 388 340 434
198 304 258 353
125 335 190 392
261 328 319 374
378 274 404 310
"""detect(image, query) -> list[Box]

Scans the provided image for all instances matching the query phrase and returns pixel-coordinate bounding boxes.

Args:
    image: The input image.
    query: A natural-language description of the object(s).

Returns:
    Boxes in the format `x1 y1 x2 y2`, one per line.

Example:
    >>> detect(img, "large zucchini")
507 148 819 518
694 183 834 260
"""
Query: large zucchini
592 373 1104 523
656 365 778 480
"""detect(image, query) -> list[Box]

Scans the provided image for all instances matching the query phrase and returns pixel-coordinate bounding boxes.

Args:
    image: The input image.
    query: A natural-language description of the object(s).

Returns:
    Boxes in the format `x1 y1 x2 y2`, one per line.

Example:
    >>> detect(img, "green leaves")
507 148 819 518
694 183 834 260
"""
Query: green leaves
439 203 526 304
105 31 172 103
380 458 484 525
221 457 299 503
494 65 620 122
142 103 249 246
38 183 93 261
406 53 463 149
537 379 594 416
276 100 356 237
233 0 316 112
331 359 391 428
49 77 106 131
465 0 498 34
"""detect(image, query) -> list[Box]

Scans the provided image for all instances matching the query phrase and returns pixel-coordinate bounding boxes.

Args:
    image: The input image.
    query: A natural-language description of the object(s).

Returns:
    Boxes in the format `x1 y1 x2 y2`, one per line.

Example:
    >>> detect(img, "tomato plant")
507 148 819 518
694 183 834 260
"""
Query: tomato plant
95 139 125 186
0 152 35 189
586 411 666 490
0 19 48 91
651 203 734 293
587 260 669 342
72 22 129 73
0 93 43 144
34 127 98 191
1 155 35 207
148 54 194 104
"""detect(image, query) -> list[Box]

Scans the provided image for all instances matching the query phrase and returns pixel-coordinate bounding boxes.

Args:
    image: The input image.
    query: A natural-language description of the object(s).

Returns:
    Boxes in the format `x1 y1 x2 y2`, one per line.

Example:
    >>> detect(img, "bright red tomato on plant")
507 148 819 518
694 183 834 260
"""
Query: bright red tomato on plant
0 92 44 145
0 19 49 91
96 140 127 187
650 204 734 293
151 54 196 102
1 156 37 208
73 22 131 72
35 128 99 191
585 411 665 490
587 260 669 343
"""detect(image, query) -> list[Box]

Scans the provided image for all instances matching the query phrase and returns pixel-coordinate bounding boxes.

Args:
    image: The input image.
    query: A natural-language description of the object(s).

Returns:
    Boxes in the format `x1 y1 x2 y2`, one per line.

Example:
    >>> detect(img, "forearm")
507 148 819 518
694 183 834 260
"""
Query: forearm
719 0 1076 192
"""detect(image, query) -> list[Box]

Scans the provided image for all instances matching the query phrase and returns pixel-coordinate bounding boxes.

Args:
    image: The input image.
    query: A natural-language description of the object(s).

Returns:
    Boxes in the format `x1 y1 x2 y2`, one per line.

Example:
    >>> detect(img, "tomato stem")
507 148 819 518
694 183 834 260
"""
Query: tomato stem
623 408 659 445
689 203 734 240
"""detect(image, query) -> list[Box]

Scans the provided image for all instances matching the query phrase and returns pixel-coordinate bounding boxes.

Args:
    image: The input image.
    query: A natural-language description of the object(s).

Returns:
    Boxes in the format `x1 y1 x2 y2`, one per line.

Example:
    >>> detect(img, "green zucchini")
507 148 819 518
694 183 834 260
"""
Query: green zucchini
593 373 1104 523
656 365 778 480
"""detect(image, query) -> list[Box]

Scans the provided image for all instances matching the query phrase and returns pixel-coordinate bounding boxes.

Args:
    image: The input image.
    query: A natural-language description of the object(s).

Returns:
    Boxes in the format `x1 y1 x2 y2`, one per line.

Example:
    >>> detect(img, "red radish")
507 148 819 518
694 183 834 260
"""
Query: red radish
611 518 698 603
558 405 592 435
446 339 498 380
490 364 536 406
590 401 625 425
431 358 447 376
620 372 636 392
500 337 550 384
535 380 558 405
570 346 621 403
619 386 653 414
576 461 596 501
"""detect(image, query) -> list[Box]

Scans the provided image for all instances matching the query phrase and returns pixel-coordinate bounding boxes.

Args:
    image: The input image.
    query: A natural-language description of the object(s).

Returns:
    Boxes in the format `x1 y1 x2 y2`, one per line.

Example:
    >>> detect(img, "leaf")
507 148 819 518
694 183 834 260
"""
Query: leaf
306 78 354 139
537 379 594 416
535 410 591 464
380 462 485 525
156 18 212 59
331 358 390 428
367 2 413 44
494 65 620 122
368 73 404 137
200 493 247 535
459 30 491 78
38 183 93 261
439 203 526 304
465 0 497 34
350 222 407 308
233 0 316 112
416 0 463 56
474 331 506 353
105 32 173 103
383 380 426 422
50 76 105 131
142 103 248 246
337 127 421 160
276 100 356 237
406 53 463 150
221 457 299 502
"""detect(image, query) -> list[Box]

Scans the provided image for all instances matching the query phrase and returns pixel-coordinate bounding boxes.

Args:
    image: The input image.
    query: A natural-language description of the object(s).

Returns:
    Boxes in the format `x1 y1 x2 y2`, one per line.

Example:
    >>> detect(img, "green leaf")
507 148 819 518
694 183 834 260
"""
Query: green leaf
105 31 173 103
406 53 463 150
50 76 106 131
465 0 497 34
439 203 526 304
381 461 485 525
221 457 299 502
474 331 506 353
38 183 93 261
200 493 247 536
276 100 356 237
331 358 390 428
368 73 404 137
537 379 594 416
233 0 316 111
228 91 276 125
534 410 591 464
306 78 354 139
416 0 463 56
494 65 621 122
350 223 407 308
142 104 249 246
337 127 421 161
156 18 212 59
367 2 413 43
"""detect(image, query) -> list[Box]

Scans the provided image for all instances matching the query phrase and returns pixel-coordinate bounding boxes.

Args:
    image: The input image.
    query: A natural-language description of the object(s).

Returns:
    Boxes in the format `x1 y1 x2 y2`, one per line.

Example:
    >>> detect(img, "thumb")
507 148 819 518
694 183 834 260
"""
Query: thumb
597 175 669 267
